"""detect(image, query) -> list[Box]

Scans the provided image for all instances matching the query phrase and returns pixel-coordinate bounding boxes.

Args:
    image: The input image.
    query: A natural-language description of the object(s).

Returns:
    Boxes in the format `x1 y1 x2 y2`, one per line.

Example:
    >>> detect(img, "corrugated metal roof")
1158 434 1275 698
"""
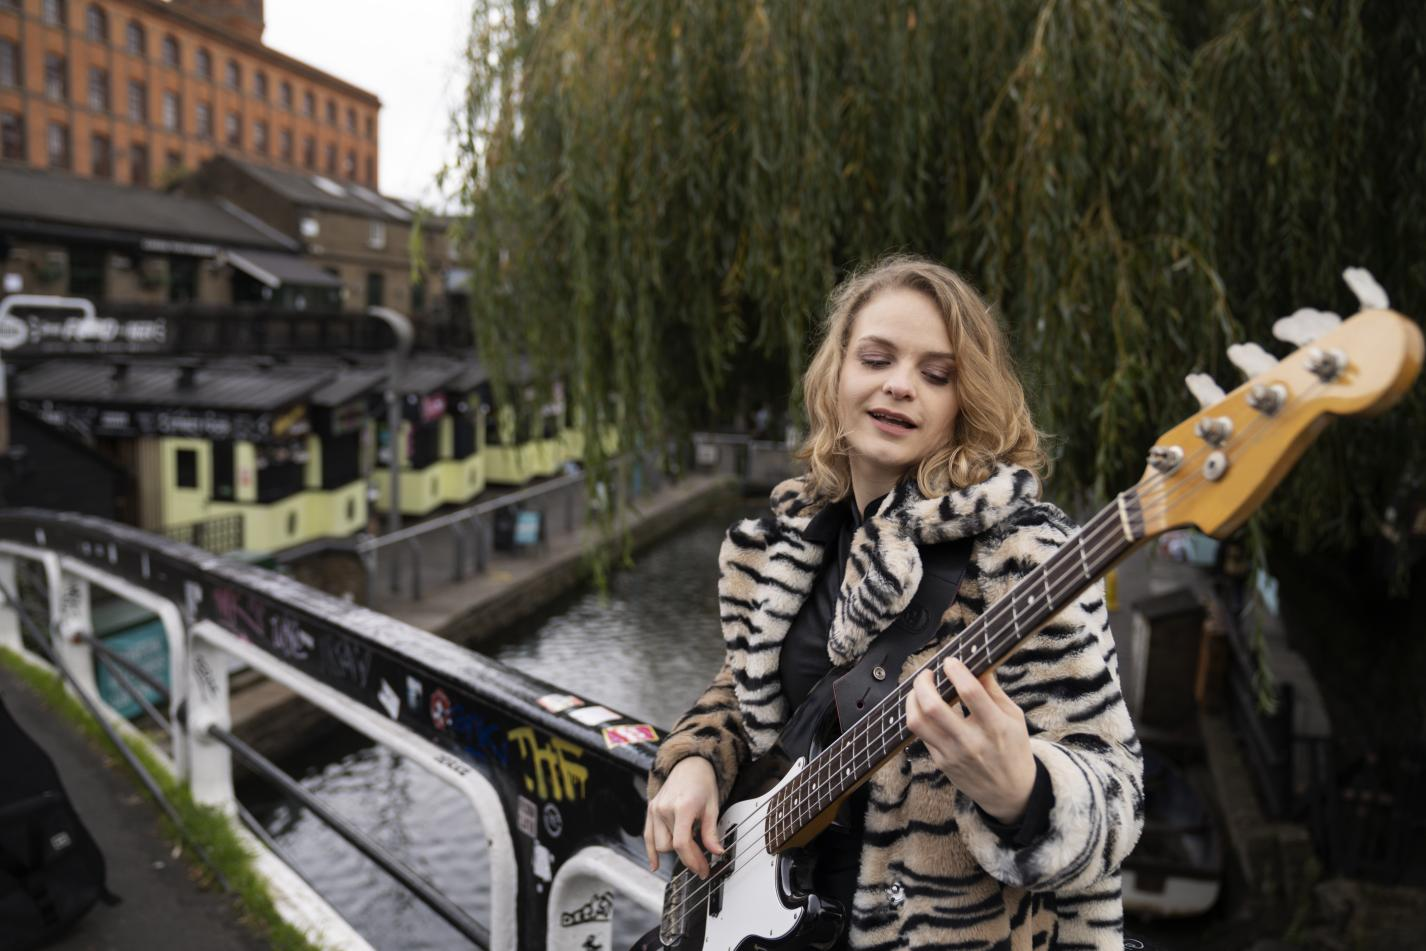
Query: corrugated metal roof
0 167 295 251
13 359 325 411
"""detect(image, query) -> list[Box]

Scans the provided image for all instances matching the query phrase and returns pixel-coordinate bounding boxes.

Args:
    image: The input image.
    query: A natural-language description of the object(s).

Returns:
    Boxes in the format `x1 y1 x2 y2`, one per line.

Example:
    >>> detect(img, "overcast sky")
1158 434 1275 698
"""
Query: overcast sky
263 0 472 207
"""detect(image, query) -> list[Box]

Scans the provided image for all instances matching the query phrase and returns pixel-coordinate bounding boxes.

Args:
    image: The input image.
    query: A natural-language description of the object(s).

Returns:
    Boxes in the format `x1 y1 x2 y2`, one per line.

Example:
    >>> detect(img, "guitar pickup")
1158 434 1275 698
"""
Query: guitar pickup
708 822 737 917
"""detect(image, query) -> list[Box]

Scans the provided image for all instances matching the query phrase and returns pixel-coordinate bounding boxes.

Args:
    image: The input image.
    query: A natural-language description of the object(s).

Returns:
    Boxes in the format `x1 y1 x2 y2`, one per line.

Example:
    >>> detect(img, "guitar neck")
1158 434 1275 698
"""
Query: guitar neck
765 491 1145 852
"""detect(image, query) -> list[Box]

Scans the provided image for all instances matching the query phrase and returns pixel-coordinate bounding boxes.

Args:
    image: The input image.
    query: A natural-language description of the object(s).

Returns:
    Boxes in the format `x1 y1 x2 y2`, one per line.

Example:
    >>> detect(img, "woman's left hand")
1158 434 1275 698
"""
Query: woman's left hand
906 657 1037 824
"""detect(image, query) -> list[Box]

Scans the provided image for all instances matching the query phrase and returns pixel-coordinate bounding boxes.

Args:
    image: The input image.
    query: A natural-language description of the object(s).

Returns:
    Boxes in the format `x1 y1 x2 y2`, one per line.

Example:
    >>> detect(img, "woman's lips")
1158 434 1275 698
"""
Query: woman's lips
868 411 916 436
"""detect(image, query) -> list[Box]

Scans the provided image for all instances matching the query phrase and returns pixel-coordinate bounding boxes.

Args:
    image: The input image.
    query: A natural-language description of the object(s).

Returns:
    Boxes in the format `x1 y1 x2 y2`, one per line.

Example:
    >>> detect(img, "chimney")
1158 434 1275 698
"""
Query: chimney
169 0 265 44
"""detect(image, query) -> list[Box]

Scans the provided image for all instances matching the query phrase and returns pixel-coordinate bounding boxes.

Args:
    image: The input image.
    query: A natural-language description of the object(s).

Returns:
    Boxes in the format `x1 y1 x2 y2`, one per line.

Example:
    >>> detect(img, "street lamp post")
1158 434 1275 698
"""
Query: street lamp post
366 307 414 548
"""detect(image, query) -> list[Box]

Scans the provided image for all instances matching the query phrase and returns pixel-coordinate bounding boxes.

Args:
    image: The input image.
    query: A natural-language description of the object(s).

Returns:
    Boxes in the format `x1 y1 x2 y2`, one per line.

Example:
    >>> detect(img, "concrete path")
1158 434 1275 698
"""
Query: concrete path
0 663 265 951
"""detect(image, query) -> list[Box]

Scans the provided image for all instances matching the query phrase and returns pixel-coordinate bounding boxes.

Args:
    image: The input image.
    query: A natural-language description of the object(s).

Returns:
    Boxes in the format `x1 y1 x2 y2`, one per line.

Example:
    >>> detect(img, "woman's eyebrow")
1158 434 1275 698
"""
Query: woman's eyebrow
856 335 954 362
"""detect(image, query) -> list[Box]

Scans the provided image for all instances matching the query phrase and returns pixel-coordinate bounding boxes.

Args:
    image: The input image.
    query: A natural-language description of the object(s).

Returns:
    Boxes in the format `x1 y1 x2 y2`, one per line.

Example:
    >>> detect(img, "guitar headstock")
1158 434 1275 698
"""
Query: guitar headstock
1135 306 1422 539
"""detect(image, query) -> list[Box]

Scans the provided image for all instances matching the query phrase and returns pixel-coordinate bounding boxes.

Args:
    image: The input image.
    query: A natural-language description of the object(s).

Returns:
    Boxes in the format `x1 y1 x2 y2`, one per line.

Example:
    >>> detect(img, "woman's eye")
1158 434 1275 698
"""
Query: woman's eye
860 357 889 368
924 372 951 385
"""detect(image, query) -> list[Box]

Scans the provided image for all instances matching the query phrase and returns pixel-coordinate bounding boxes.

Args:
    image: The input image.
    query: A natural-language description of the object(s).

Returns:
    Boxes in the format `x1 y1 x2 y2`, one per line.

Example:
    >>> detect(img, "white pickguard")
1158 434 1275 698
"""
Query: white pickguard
699 759 808 951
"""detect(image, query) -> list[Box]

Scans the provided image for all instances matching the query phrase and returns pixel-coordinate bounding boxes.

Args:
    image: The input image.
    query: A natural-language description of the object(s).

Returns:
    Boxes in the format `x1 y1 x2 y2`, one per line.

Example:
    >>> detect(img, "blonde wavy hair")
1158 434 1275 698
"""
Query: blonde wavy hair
796 254 1047 501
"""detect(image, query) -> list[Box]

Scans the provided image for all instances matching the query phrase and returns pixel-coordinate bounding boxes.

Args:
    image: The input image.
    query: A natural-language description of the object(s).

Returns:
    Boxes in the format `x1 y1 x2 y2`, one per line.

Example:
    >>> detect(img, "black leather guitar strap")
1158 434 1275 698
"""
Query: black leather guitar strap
777 536 973 760
831 536 973 731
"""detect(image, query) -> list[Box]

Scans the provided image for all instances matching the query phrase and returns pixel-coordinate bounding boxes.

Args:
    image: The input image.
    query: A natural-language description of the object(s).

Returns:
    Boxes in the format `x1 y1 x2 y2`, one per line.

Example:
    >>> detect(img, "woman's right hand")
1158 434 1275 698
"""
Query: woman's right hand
644 756 724 878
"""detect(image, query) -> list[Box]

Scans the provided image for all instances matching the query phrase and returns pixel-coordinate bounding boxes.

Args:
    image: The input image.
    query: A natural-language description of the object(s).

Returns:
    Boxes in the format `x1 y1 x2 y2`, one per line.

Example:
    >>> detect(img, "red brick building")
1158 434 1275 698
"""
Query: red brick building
0 0 380 190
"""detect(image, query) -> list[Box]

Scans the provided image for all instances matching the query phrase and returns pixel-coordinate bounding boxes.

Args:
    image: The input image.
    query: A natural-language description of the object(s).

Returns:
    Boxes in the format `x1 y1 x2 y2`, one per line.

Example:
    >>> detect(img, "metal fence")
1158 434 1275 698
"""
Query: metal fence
359 453 669 602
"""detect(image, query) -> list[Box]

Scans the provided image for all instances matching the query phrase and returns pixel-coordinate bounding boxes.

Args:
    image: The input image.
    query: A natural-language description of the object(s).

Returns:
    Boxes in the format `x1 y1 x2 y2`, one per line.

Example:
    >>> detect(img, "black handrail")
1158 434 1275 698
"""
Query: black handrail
206 724 489 948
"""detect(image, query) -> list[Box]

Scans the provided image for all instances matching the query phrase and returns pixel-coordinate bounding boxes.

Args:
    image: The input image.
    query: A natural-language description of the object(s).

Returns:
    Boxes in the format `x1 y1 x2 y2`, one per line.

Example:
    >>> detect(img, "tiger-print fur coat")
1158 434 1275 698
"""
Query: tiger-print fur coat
649 464 1144 949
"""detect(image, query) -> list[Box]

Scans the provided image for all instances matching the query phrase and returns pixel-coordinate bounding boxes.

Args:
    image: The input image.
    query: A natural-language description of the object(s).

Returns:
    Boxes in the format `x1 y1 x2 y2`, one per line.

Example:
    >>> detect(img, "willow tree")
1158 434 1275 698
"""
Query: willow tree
450 0 1426 744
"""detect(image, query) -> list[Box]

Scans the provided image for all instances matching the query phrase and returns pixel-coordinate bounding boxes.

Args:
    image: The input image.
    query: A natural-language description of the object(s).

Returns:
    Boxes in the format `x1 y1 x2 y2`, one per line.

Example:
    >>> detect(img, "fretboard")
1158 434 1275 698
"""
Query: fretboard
764 490 1144 852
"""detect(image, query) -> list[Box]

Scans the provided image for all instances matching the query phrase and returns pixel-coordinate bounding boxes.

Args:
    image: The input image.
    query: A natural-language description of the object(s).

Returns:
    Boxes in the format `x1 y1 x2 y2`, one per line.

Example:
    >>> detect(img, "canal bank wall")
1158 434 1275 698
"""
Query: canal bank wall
228 472 738 759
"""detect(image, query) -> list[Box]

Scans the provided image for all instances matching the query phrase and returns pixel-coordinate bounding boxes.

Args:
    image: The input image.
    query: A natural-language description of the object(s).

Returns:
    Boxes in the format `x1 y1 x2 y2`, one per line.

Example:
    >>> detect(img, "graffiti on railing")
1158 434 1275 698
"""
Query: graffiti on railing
509 726 589 802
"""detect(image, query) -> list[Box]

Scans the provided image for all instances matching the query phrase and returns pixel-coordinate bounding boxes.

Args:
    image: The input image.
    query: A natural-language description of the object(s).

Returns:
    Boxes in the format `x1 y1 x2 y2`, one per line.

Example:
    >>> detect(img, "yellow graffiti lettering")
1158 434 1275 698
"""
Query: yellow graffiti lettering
508 726 589 801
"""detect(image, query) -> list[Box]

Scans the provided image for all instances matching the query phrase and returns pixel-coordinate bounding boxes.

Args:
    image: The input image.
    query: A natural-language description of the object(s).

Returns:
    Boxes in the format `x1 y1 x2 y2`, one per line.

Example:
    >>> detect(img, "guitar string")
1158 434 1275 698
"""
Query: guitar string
659 461 1198 925
658 496 1149 930
661 385 1309 928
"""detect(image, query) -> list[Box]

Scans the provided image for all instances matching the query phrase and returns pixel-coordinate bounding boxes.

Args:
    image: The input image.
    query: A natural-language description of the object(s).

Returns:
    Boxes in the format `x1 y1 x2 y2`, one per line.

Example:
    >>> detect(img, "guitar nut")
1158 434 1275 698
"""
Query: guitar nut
872 665 887 681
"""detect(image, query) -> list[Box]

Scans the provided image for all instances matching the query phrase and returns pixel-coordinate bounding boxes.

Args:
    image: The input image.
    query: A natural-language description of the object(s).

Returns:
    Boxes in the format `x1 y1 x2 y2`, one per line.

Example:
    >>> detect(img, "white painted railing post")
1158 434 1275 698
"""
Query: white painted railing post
547 846 664 951
50 564 101 703
0 554 19 653
185 628 235 815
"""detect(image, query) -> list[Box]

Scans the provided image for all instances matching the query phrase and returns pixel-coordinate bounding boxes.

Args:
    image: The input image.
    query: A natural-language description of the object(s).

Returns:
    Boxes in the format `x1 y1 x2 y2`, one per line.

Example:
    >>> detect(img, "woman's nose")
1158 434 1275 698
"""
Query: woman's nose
883 373 913 399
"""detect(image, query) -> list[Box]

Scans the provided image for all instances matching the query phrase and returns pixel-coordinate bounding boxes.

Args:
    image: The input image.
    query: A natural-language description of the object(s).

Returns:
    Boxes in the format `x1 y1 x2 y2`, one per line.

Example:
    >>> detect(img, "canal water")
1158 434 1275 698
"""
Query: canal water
240 495 758 950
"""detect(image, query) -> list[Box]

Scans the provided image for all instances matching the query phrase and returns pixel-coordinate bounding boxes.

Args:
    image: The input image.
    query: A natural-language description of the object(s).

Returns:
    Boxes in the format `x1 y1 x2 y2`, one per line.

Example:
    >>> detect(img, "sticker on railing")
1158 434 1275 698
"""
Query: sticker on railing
601 724 658 749
566 705 619 727
537 693 584 714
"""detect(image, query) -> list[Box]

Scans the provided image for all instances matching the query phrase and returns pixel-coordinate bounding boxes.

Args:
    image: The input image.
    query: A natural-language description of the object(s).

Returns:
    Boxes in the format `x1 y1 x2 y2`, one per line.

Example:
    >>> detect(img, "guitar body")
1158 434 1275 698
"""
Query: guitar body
647 749 846 951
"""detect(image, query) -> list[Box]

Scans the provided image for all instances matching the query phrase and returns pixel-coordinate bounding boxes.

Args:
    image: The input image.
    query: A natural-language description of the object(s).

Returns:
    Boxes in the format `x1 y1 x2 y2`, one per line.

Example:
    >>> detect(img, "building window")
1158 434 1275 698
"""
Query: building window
365 115 374 140
366 271 384 308
253 119 267 153
42 0 65 26
224 58 239 89
343 149 355 179
324 142 336 174
345 106 356 133
125 20 144 55
278 128 292 161
302 89 314 117
368 220 386 250
196 47 211 80
90 132 111 177
196 101 211 139
0 113 23 160
165 148 181 171
225 111 240 147
84 3 107 42
302 135 314 168
87 66 108 110
130 142 148 185
68 246 104 298
161 34 179 67
127 80 146 122
0 39 18 89
46 122 69 169
253 69 267 99
325 98 336 124
162 90 180 131
175 448 198 489
44 53 66 101
211 442 234 500
278 79 292 109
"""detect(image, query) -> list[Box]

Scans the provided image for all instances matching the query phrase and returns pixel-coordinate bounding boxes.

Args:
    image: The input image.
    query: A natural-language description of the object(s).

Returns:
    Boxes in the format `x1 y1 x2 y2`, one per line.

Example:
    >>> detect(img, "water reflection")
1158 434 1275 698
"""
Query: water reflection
244 496 757 950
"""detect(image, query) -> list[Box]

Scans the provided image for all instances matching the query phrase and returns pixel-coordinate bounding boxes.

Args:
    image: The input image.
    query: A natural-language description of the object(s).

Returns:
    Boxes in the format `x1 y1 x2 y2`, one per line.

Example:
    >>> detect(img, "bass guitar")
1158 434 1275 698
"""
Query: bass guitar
643 281 1422 951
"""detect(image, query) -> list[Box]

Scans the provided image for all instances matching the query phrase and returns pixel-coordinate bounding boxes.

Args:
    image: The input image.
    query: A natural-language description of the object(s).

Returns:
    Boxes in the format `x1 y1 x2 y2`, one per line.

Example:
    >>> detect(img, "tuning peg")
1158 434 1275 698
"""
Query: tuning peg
1343 267 1389 311
1185 372 1226 409
1227 343 1279 378
1274 308 1342 347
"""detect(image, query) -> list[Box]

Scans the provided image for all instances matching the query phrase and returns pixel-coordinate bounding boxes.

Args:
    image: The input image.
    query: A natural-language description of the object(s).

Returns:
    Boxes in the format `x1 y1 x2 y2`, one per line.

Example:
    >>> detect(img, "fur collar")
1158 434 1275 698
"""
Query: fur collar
717 464 1041 752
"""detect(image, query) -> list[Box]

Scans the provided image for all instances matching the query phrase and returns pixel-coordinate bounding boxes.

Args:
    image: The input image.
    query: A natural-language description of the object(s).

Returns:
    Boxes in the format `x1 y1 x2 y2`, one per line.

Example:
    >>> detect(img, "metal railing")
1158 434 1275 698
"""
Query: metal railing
0 508 666 949
359 453 670 602
690 431 797 491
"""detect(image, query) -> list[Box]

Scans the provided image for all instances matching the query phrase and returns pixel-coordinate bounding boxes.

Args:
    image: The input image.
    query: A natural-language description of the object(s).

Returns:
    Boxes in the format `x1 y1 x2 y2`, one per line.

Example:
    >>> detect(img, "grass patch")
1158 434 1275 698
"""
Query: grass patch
0 646 322 951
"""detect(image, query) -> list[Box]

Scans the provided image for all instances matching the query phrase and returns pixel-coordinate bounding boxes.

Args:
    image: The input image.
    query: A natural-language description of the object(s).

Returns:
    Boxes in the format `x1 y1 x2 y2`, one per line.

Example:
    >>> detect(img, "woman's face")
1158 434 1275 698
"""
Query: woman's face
836 287 960 496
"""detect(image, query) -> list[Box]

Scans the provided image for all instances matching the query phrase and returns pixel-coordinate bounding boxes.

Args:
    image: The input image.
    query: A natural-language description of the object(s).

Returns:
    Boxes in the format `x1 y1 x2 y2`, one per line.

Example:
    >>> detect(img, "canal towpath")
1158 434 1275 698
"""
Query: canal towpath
0 661 266 951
